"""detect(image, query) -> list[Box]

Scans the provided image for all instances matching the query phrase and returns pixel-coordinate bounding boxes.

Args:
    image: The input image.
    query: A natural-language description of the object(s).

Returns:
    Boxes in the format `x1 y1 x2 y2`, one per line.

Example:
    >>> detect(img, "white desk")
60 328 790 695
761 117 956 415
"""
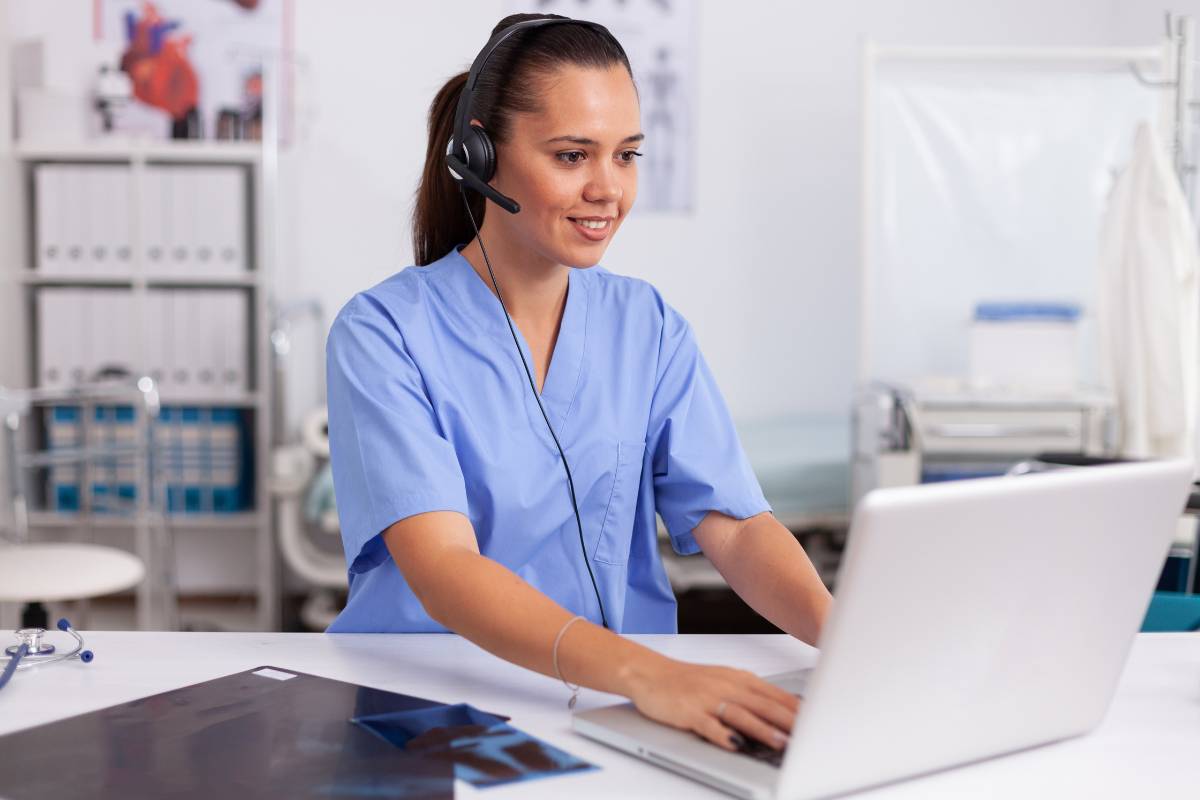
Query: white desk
0 632 1197 798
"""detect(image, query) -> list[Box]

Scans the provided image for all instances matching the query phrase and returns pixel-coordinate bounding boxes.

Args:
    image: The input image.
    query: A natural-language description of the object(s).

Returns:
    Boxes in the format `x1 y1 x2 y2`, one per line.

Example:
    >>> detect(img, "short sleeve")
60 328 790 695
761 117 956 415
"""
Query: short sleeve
648 304 771 555
325 296 470 575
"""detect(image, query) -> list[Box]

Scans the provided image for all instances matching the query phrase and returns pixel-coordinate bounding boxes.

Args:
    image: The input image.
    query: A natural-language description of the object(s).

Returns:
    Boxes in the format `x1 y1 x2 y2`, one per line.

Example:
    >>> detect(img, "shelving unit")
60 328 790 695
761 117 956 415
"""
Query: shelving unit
11 139 278 631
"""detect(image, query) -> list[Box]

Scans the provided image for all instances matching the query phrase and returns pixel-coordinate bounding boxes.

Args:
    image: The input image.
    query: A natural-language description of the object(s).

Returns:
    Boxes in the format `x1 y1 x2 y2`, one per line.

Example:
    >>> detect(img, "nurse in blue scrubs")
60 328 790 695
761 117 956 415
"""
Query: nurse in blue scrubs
325 13 832 754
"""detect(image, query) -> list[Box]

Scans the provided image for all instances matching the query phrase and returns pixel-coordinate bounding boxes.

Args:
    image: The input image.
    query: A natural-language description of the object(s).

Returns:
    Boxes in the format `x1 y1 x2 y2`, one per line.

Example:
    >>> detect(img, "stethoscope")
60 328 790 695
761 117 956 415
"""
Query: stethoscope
0 618 93 691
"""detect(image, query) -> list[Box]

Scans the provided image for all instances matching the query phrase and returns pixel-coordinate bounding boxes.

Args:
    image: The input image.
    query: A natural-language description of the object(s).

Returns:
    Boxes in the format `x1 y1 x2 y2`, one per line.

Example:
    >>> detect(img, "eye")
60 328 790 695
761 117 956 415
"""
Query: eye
556 151 586 164
618 150 644 164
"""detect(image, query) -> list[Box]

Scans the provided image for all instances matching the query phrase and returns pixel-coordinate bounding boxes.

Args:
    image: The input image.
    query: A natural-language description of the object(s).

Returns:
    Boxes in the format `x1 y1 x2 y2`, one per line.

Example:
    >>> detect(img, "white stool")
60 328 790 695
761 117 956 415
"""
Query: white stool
0 543 146 630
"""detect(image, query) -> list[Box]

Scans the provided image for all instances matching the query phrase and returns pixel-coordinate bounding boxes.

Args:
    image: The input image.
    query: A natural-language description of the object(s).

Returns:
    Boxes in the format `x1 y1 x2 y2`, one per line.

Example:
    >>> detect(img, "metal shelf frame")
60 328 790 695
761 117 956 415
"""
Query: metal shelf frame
9 140 278 631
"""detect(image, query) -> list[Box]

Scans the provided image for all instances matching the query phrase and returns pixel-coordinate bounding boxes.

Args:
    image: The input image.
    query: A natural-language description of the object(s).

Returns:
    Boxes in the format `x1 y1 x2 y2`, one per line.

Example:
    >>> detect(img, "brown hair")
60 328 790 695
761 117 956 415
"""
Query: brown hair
411 13 633 266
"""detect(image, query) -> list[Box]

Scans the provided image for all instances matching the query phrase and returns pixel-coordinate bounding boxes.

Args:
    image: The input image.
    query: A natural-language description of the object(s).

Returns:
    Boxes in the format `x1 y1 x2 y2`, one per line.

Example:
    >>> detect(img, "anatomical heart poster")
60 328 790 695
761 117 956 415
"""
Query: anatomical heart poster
95 0 290 142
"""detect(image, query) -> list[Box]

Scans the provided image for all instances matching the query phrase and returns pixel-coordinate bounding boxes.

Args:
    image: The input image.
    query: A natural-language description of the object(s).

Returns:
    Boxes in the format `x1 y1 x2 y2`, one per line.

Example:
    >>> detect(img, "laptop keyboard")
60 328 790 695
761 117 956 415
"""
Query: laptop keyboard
734 736 786 768
729 669 810 769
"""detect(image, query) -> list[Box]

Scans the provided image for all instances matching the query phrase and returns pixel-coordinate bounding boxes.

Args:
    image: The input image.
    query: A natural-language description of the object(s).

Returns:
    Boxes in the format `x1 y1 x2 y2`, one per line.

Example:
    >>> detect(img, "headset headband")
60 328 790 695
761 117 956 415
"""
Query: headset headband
451 17 603 160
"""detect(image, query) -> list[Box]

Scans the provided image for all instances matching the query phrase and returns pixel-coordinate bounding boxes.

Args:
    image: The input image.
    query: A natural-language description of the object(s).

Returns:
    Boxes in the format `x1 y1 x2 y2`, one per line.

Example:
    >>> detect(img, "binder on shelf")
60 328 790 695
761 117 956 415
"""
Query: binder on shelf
211 408 242 512
88 405 115 512
82 168 105 277
37 289 91 388
169 290 194 395
36 290 67 390
34 165 63 274
144 290 173 392
179 406 206 513
193 171 215 273
205 167 247 276
71 290 91 386
207 290 249 398
63 167 86 275
86 289 139 381
113 405 138 509
195 292 219 396
223 291 249 395
44 405 81 512
169 167 196 276
96 165 134 276
159 406 182 513
142 166 171 277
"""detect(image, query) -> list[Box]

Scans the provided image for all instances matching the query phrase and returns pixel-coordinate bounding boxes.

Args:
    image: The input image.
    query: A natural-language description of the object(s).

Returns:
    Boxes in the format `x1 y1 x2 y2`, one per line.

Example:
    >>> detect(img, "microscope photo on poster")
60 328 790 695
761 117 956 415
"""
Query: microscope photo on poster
94 0 288 142
506 0 697 213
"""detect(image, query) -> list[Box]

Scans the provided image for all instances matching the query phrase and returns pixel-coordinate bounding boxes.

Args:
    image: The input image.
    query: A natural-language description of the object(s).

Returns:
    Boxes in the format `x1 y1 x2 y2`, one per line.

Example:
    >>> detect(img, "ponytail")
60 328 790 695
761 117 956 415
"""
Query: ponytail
412 72 485 266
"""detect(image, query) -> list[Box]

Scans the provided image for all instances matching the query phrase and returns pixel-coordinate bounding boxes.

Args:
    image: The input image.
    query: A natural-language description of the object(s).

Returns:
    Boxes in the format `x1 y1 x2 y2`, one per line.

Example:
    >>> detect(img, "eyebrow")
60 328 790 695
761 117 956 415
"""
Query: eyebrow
544 133 645 146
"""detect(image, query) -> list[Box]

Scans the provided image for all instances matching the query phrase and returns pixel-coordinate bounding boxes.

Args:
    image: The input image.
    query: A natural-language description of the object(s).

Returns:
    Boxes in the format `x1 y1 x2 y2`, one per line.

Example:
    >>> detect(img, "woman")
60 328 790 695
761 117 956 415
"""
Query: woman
325 12 832 754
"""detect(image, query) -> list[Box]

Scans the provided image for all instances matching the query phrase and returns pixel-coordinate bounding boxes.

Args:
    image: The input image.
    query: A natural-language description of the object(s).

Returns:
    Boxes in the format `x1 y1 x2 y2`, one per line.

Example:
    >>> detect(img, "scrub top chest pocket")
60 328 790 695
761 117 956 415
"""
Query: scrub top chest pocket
594 438 647 566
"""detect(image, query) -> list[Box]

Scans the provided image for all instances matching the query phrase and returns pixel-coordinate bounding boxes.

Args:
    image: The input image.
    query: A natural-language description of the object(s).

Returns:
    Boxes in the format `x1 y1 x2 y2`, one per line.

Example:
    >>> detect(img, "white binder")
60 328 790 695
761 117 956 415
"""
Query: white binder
81 167 101 276
169 168 196 276
34 165 63 274
217 291 249 397
82 167 130 277
170 289 197 396
62 167 86 276
206 167 247 276
144 290 173 392
105 165 135 275
142 166 170 277
87 290 138 380
43 289 90 387
192 172 216 273
36 290 68 389
195 291 219 398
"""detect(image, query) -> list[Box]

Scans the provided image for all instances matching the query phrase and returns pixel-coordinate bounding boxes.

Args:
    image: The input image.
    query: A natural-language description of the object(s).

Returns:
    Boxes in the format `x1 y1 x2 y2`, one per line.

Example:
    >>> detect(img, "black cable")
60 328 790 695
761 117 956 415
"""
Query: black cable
458 188 610 630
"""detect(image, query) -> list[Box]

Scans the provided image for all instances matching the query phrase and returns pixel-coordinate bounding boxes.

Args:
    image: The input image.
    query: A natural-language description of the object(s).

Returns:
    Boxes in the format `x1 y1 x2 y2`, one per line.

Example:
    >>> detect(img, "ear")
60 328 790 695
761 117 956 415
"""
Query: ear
469 117 484 128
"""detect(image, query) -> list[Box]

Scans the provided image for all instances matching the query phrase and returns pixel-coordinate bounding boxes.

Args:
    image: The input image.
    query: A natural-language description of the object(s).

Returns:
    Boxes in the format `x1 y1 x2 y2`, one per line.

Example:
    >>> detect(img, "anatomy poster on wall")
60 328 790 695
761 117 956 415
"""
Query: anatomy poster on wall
504 0 697 213
94 0 290 142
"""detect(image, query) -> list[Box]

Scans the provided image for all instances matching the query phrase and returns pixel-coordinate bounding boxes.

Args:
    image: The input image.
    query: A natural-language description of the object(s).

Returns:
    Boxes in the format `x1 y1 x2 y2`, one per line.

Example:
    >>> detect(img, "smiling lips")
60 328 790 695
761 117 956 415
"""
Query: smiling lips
568 216 613 241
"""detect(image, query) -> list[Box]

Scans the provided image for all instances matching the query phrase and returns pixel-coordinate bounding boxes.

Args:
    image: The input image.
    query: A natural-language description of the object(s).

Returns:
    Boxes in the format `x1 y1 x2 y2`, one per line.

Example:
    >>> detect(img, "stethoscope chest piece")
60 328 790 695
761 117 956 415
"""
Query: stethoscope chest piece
7 628 56 658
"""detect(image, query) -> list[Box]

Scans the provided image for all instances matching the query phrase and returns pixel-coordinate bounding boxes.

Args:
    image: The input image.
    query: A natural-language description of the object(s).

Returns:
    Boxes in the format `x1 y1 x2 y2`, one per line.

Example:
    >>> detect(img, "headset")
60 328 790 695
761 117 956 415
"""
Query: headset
445 17 613 629
445 16 606 214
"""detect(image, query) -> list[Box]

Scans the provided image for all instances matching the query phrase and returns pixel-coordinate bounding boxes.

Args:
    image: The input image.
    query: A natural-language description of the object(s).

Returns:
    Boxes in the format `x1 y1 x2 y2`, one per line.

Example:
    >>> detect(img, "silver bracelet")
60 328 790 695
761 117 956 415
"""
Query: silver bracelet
552 615 586 710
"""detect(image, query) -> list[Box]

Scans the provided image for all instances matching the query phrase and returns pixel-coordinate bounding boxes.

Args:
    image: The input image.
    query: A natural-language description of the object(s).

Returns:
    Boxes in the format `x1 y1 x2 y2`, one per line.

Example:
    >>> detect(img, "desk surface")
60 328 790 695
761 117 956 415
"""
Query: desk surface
0 632 1197 799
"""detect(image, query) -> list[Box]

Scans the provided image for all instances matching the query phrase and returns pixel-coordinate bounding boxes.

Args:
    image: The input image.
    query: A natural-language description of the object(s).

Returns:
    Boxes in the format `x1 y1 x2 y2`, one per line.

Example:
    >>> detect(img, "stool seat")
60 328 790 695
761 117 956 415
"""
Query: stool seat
0 543 145 603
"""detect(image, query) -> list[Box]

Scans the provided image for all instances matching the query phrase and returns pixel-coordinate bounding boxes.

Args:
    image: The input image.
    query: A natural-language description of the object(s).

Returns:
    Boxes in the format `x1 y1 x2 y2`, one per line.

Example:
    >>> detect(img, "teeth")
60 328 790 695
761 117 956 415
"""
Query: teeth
574 219 609 230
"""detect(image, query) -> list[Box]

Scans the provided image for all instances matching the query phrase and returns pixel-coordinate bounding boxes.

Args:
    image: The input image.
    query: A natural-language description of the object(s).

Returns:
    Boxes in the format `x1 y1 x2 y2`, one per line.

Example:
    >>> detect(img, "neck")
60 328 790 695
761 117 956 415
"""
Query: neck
459 220 568 329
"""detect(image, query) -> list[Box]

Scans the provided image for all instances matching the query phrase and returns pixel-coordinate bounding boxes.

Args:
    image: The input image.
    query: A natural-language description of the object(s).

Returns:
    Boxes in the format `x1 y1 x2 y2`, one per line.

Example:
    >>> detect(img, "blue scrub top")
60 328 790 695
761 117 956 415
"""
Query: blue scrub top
325 245 770 633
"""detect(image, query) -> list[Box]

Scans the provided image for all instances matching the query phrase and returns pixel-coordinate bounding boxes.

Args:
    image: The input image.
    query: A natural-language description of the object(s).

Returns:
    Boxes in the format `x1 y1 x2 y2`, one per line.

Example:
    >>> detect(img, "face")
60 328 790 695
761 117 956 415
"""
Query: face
485 63 641 269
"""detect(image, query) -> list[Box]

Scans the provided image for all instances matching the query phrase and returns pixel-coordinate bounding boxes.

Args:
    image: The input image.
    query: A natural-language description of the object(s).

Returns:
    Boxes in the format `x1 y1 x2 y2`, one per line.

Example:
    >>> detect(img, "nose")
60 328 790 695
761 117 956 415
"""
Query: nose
583 159 622 205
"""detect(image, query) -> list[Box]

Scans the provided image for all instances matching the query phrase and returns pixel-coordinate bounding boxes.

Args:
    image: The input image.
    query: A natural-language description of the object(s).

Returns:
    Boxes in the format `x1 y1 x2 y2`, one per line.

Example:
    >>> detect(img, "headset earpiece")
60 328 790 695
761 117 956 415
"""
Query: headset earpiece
460 123 496 183
446 122 496 185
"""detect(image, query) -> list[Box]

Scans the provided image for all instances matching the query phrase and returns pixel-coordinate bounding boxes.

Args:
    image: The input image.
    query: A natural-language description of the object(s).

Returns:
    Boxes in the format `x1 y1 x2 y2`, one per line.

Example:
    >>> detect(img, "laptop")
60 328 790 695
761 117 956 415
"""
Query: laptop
573 460 1194 799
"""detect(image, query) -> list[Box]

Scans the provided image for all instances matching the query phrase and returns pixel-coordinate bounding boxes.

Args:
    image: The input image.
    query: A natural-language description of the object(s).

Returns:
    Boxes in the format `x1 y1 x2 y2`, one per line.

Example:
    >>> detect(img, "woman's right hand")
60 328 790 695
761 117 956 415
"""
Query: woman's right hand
624 657 800 752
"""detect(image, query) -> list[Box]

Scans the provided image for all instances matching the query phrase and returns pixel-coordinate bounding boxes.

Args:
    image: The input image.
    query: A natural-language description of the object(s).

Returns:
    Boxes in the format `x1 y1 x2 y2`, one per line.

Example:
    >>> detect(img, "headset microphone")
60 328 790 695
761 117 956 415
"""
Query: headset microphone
445 153 520 214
